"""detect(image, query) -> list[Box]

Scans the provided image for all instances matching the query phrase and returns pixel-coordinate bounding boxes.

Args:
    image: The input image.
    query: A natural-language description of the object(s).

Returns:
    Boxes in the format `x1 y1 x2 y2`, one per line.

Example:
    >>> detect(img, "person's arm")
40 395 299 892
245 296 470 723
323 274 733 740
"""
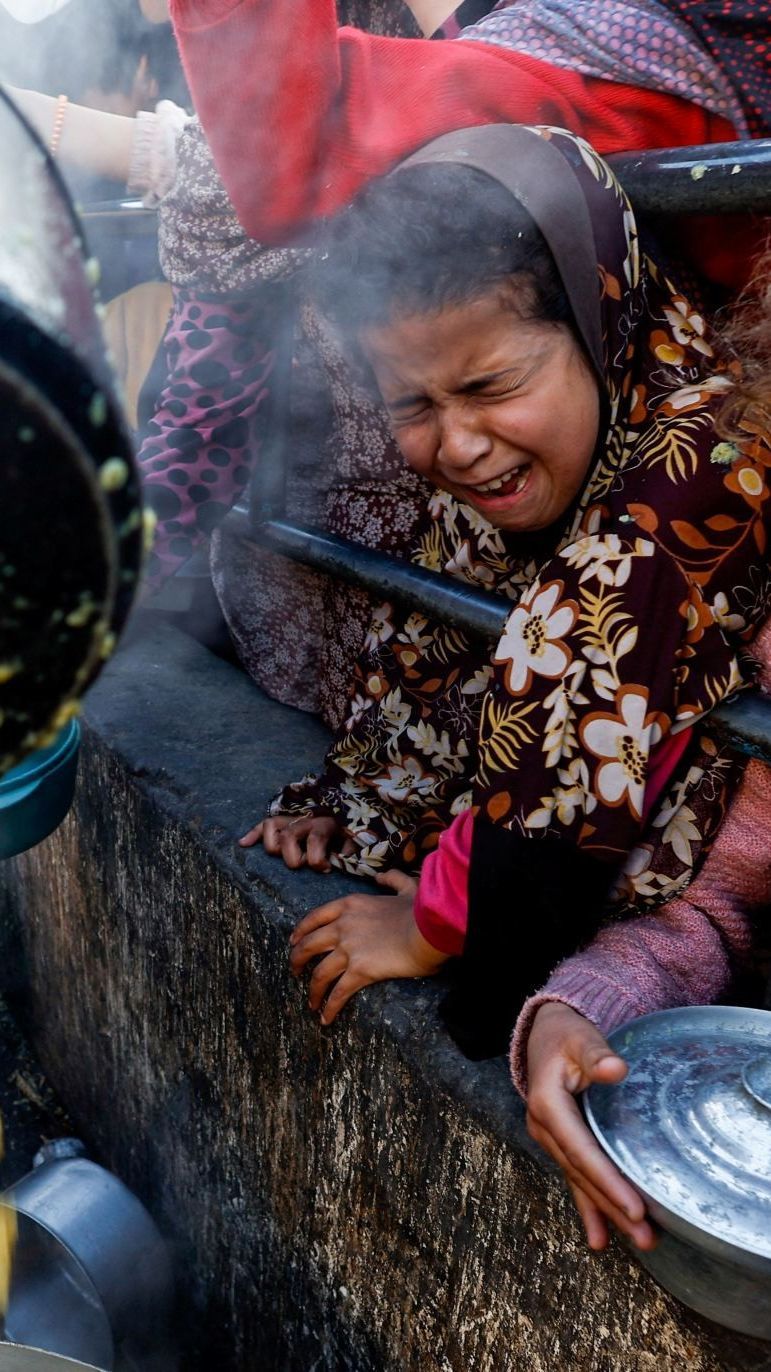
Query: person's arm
513 614 771 1088
407 0 457 35
139 287 275 590
9 86 135 183
514 745 771 1250
169 0 734 244
8 87 187 201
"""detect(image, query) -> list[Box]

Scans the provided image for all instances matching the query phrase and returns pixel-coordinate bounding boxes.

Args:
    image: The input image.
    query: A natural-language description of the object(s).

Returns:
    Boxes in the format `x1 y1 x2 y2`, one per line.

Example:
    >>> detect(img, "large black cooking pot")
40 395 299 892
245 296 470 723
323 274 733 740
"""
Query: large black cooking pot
0 88 143 777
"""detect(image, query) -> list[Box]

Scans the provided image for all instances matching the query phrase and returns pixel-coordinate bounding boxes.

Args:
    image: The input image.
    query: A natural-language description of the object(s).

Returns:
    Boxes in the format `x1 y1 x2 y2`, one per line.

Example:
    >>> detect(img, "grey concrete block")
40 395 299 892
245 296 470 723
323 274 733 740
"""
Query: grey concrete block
1 623 769 1371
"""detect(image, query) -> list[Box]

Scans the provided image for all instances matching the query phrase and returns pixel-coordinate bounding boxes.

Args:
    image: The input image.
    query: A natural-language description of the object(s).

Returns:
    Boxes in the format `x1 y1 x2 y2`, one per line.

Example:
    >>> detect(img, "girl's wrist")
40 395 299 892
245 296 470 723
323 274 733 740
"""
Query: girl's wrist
408 914 452 974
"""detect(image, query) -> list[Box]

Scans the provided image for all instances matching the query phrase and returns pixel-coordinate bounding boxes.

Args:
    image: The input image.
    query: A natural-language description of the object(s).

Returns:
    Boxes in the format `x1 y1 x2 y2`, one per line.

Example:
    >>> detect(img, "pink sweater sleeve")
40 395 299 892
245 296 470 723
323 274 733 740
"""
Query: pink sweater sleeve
510 618 771 1096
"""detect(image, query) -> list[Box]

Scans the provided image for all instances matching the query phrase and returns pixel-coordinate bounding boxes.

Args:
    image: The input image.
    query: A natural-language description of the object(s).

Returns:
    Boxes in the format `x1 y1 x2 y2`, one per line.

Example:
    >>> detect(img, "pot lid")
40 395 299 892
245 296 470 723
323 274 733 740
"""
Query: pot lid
584 1006 771 1260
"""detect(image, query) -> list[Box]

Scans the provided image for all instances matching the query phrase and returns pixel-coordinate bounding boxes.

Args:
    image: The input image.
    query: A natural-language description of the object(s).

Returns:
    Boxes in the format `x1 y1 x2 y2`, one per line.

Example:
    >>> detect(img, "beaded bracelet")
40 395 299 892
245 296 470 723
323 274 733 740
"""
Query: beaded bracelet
49 94 68 158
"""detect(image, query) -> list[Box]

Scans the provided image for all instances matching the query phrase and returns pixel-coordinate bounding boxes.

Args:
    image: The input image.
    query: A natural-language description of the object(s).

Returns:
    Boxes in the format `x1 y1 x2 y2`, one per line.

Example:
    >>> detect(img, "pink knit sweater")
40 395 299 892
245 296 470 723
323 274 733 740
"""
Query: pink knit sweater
510 619 771 1096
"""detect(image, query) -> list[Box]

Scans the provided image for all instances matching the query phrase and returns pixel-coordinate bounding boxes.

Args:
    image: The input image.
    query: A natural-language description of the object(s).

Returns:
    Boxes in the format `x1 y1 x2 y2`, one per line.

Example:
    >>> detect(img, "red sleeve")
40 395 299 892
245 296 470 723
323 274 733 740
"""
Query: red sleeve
413 808 473 957
169 0 735 244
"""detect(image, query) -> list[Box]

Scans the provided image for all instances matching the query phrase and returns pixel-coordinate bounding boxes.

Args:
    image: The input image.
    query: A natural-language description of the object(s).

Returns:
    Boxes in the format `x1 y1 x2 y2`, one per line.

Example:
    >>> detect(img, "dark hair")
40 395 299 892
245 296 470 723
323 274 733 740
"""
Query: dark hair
313 163 571 335
715 240 771 438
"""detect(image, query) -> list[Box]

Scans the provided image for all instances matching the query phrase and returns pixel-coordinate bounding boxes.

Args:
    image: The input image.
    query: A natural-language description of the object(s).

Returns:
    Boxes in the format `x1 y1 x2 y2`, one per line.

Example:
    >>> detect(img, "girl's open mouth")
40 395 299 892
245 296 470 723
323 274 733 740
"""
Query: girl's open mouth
464 464 532 507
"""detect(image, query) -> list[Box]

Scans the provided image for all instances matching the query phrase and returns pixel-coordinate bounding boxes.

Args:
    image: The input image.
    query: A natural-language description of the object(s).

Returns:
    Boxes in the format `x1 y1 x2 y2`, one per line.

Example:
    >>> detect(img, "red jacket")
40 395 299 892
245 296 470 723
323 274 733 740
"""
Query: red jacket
169 0 754 284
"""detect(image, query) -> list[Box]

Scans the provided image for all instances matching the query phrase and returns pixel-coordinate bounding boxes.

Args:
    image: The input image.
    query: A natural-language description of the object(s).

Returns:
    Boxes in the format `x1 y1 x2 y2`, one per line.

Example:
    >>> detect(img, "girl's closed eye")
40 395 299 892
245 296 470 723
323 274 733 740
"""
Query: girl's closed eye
388 399 432 426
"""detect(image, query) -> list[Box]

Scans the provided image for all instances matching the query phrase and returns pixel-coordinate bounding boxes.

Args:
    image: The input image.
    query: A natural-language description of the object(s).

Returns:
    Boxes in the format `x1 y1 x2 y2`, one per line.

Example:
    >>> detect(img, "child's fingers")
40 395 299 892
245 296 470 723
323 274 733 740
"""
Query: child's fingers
375 870 417 895
289 924 341 975
308 950 348 1011
568 1181 611 1252
306 821 339 873
238 820 264 848
290 898 345 946
320 968 368 1026
531 1115 656 1250
259 817 295 855
279 821 315 870
528 1087 646 1224
576 1046 628 1087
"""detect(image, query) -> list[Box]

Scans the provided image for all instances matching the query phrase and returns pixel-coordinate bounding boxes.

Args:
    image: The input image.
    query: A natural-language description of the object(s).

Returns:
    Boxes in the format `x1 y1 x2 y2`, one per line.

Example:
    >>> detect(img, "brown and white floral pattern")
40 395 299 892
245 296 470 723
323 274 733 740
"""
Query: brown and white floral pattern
272 127 771 925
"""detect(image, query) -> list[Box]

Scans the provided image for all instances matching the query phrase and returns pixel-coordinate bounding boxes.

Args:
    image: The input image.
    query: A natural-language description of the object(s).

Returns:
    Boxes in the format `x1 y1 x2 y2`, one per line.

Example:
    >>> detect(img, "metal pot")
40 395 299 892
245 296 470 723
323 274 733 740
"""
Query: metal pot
0 88 143 777
1 1145 176 1371
584 1005 771 1339
0 1346 102 1372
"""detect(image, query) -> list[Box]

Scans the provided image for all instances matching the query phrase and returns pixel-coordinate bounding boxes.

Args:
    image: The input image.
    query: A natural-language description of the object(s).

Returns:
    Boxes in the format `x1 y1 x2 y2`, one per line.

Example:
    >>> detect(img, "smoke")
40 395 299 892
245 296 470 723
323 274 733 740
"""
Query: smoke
0 0 186 109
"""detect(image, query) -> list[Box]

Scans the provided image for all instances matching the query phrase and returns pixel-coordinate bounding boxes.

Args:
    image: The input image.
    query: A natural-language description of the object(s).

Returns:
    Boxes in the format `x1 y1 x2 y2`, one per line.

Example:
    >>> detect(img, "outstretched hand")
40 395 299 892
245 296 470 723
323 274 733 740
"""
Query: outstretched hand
526 1002 657 1252
289 871 449 1025
239 815 354 873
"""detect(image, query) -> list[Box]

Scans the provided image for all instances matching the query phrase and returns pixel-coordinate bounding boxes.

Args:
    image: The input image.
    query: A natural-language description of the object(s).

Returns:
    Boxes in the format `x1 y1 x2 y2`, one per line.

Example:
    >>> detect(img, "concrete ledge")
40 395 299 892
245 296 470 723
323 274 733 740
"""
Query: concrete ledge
1 622 769 1371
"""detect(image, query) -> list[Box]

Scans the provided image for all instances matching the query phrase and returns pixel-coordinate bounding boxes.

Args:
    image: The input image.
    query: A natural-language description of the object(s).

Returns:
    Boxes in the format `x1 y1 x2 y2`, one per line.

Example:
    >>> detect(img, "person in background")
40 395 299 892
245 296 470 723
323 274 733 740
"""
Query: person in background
136 0 426 727
0 0 187 118
169 0 769 290
7 7 425 730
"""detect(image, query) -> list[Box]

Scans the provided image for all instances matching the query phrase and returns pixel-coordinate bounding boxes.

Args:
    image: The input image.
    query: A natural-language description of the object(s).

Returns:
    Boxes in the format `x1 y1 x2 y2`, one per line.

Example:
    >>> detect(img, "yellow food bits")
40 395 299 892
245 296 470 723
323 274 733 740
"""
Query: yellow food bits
65 598 96 628
99 458 130 493
88 391 108 429
142 508 157 551
52 700 81 730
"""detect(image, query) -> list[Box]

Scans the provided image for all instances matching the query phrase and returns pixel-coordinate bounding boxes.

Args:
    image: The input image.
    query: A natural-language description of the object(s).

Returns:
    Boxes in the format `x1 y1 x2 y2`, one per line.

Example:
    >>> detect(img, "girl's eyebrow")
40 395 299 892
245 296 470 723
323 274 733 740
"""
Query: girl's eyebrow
461 366 523 394
387 362 534 409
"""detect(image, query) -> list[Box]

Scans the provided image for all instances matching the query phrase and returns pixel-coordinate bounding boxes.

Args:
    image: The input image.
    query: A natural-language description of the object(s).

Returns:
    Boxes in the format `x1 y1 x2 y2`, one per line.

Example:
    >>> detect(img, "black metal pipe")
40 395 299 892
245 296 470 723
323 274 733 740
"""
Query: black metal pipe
244 515 771 761
607 139 771 215
79 200 159 237
248 285 298 524
72 141 771 248
247 516 512 638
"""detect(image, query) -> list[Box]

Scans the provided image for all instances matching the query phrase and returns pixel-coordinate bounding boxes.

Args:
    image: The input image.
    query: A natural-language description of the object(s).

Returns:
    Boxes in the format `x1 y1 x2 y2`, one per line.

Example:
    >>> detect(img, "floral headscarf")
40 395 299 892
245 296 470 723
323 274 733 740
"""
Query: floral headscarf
274 126 771 1052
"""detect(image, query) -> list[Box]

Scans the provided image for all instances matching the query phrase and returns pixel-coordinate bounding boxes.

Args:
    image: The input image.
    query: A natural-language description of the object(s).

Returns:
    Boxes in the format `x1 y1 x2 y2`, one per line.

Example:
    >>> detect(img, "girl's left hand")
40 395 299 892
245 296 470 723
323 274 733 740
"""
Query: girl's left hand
289 871 449 1024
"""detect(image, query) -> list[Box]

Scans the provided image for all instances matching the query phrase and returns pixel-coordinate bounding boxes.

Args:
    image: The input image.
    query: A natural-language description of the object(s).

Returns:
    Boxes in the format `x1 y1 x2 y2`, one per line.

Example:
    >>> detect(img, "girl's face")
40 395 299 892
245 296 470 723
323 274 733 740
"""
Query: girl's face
361 286 602 533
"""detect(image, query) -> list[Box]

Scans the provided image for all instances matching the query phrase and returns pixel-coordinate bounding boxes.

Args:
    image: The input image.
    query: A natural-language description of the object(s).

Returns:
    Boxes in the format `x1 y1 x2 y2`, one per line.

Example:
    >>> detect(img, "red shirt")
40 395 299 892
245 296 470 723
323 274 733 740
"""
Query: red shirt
169 0 752 284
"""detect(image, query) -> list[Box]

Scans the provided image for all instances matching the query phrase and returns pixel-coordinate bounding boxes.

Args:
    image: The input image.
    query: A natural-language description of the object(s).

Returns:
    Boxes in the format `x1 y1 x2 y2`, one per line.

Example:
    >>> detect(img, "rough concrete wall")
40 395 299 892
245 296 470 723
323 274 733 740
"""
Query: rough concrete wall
1 624 769 1372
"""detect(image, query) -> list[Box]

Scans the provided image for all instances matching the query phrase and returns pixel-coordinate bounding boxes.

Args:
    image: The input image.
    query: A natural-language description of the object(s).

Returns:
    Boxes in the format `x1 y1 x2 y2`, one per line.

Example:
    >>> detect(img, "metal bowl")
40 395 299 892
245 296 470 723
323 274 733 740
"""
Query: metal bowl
0 1347 102 1372
0 721 80 859
584 1005 771 1338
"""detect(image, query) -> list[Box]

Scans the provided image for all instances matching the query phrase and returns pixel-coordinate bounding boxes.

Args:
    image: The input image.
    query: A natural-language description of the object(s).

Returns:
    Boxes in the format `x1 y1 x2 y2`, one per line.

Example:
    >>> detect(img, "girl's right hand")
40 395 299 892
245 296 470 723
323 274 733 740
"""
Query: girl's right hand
239 815 354 873
525 1002 657 1252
